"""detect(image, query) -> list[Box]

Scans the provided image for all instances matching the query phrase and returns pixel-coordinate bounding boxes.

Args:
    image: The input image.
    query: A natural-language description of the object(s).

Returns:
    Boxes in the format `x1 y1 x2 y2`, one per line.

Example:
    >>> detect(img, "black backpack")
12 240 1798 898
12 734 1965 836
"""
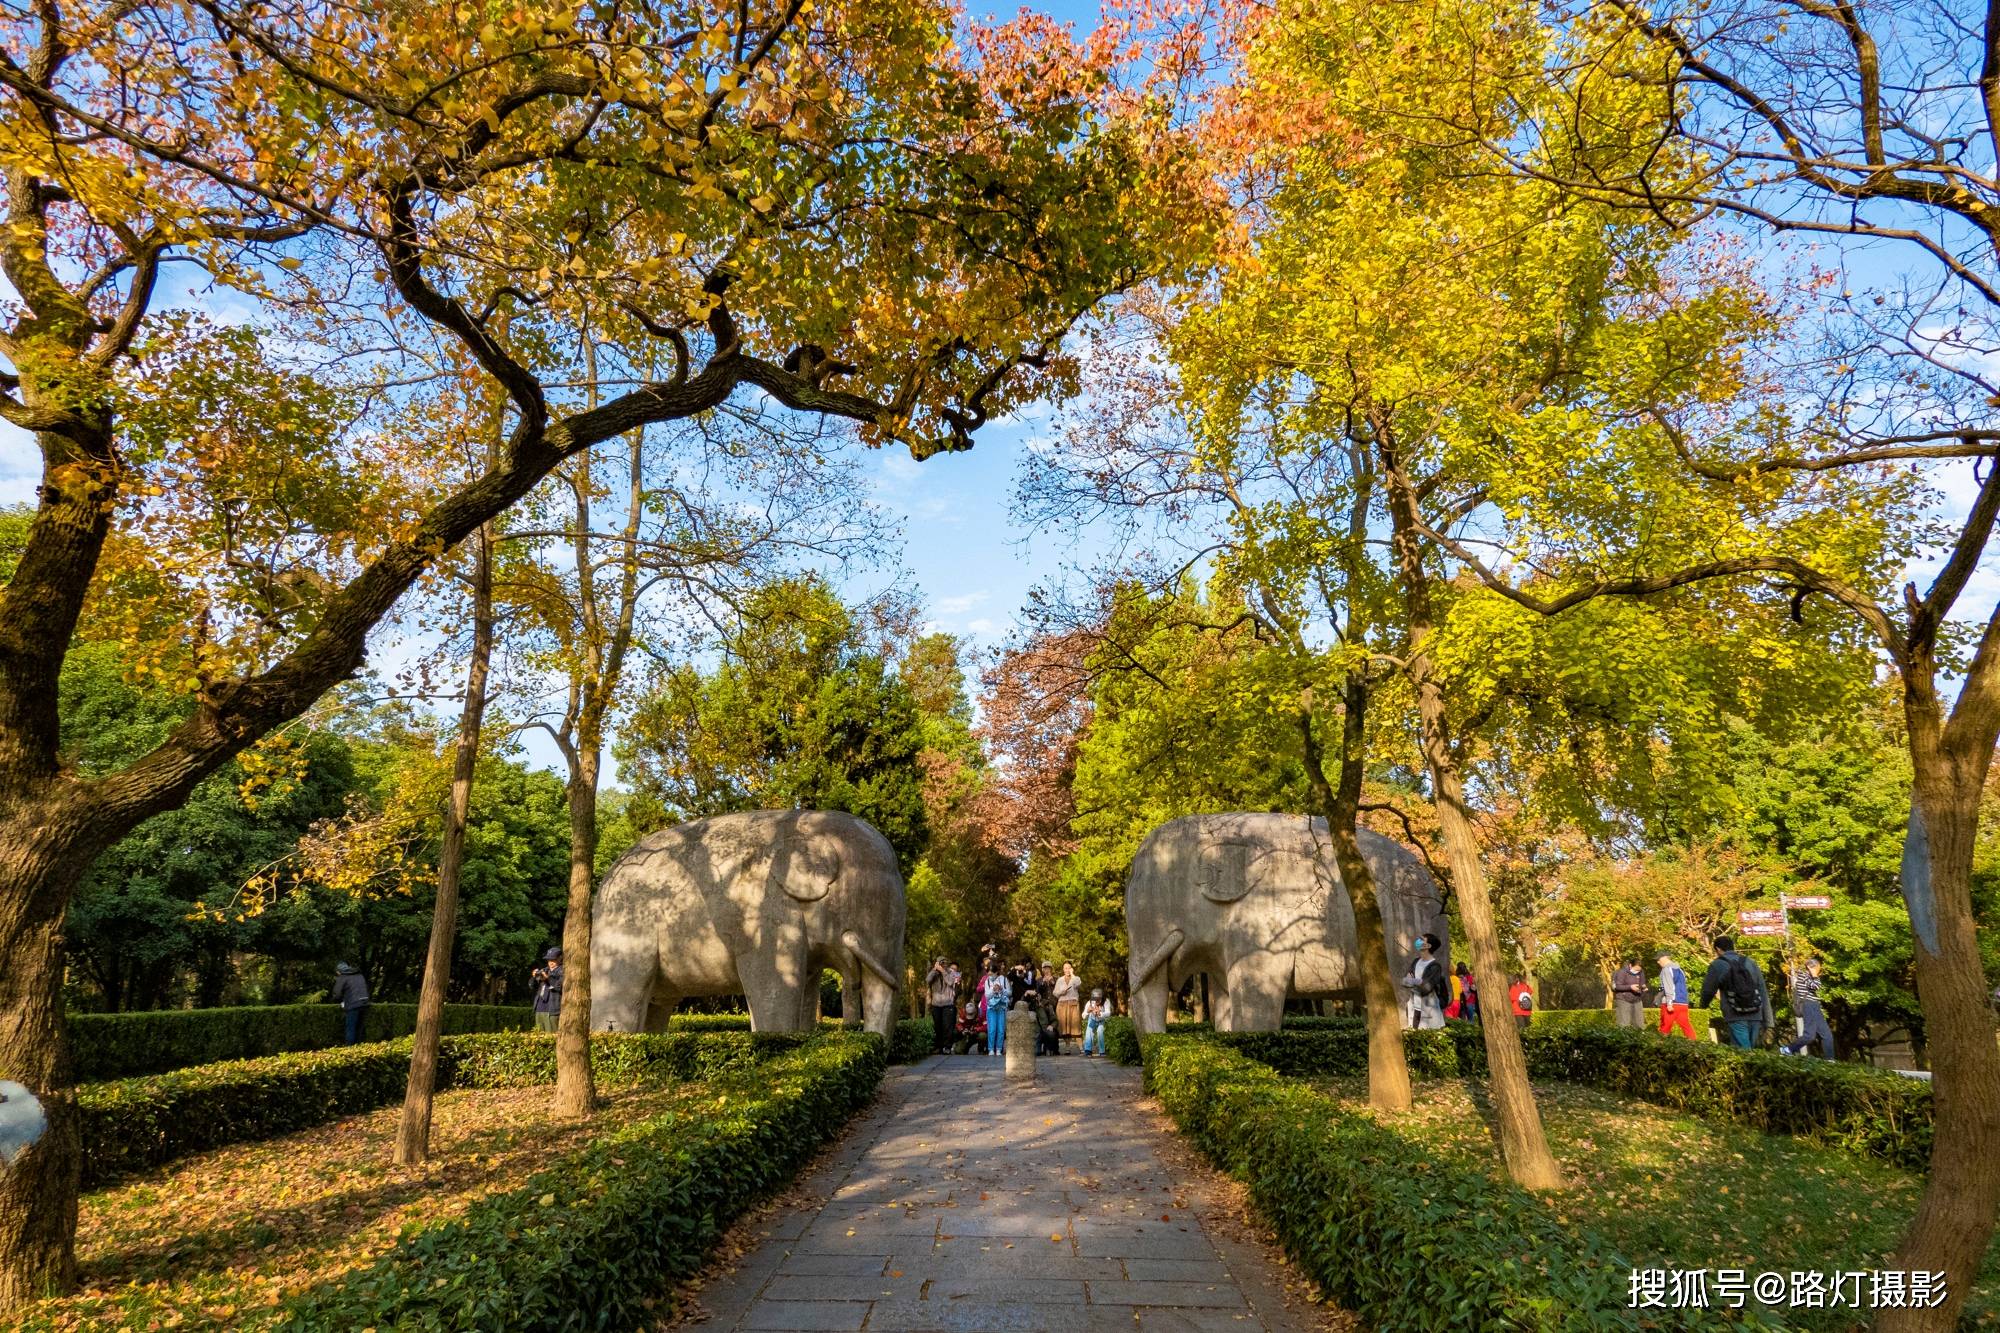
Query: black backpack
1722 954 1761 1013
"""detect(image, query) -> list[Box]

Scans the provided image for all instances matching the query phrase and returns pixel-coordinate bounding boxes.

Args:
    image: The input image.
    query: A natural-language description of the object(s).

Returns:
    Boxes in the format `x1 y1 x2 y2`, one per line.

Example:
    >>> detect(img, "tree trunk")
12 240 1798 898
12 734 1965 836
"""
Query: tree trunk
1298 686 1412 1114
0 846 81 1311
1380 431 1565 1191
392 519 495 1166
553 735 601 1119
1877 744 2000 1331
1420 738 1567 1190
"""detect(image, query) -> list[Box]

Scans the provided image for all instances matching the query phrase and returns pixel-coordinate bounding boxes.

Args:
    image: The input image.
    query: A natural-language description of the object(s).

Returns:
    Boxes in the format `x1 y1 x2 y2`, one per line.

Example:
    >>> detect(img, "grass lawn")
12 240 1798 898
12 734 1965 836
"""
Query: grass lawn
27 1079 717 1331
1312 1075 2000 1329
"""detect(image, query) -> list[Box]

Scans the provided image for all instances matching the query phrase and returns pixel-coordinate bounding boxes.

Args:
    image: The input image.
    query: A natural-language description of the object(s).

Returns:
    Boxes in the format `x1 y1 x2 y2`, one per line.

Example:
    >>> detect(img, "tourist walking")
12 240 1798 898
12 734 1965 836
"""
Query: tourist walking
531 947 563 1033
1656 952 1695 1038
1082 989 1112 1056
984 967 1011 1056
1699 935 1772 1049
1781 957 1836 1059
1402 934 1448 1029
1508 977 1534 1033
1612 957 1647 1028
331 960 371 1044
927 957 958 1054
1054 963 1082 1043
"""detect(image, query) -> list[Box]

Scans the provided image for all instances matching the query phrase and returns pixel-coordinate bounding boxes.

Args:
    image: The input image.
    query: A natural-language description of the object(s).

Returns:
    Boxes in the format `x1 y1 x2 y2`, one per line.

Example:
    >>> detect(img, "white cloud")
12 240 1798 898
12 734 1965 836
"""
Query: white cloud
933 590 989 616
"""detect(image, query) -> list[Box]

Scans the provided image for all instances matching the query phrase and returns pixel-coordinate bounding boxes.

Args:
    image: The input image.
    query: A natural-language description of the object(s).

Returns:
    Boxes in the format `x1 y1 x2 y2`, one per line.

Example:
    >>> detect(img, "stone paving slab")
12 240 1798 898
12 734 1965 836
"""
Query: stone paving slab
685 1052 1319 1332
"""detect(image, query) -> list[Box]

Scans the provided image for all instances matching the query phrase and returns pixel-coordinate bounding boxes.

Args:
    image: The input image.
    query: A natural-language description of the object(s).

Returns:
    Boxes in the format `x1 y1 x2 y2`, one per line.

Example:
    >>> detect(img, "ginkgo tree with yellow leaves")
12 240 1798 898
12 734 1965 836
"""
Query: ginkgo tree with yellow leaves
0 0 1206 1305
1043 0 1910 1193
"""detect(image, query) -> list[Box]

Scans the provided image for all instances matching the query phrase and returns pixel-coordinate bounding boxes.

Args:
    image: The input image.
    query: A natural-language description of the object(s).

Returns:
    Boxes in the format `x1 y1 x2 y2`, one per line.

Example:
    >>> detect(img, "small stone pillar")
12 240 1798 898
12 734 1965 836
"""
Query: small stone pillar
1005 1001 1037 1081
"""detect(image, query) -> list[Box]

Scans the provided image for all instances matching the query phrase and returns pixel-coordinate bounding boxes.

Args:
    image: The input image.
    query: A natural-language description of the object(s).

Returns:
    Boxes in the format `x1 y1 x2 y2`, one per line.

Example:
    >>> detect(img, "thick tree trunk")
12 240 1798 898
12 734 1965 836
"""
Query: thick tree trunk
0 846 81 1311
393 520 495 1166
1380 432 1565 1190
1299 686 1412 1114
553 736 601 1119
1421 734 1567 1190
1877 742 2000 1331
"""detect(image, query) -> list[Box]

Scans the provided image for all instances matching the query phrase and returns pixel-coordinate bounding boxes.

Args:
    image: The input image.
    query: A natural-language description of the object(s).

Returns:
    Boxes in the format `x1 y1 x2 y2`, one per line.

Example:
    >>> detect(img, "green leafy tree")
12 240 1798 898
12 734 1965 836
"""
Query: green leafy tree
618 578 929 869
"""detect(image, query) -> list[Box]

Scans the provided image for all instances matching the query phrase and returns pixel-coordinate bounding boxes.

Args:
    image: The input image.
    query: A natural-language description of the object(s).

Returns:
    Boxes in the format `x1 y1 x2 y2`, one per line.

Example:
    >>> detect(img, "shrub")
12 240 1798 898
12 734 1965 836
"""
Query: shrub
440 1031 808 1087
1144 1035 1782 1332
664 1012 755 1032
1161 1017 1933 1171
890 1017 936 1064
1532 1007 1717 1036
1521 1026 1932 1170
279 1034 888 1331
77 1031 804 1188
70 1003 534 1081
1104 1015 1141 1065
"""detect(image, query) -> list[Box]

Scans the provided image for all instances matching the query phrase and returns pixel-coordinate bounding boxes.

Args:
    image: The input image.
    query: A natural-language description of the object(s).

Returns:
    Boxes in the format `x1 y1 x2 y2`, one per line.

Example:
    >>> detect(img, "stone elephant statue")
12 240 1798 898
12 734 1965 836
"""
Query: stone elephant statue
1125 813 1450 1033
590 809 907 1038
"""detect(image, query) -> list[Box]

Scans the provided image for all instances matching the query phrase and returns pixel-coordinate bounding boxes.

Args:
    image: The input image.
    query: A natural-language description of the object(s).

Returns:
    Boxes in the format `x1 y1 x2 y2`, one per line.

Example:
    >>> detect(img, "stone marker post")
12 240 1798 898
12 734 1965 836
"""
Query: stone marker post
1005 1001 1037 1081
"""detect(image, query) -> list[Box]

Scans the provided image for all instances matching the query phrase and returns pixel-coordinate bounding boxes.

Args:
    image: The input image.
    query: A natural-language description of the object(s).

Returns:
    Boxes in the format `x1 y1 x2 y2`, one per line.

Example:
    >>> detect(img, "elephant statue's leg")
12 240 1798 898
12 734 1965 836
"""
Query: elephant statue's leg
642 988 678 1034
590 963 653 1034
1218 954 1289 1033
839 966 862 1027
1130 973 1168 1035
862 968 896 1040
737 950 811 1033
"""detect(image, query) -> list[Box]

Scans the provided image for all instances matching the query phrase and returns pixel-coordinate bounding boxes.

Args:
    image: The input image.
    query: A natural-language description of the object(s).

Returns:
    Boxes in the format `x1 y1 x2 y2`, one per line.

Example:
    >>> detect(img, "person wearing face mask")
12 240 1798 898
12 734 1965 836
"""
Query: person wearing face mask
1402 934 1448 1029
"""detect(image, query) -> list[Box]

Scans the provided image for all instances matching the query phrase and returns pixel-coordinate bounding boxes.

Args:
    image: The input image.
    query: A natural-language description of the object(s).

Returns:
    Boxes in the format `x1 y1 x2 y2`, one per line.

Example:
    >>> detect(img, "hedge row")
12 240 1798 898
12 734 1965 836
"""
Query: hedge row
668 1011 936 1065
70 1003 534 1081
1532 1006 1718 1035
1145 1035 1782 1332
279 1033 888 1331
1152 1018 1931 1170
1523 1025 1932 1170
77 1031 801 1188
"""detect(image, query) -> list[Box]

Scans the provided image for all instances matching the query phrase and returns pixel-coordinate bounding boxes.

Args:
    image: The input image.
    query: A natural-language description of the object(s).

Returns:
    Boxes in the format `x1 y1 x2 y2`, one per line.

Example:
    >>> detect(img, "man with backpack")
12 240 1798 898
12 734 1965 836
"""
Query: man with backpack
1656 951 1695 1039
1699 935 1772 1049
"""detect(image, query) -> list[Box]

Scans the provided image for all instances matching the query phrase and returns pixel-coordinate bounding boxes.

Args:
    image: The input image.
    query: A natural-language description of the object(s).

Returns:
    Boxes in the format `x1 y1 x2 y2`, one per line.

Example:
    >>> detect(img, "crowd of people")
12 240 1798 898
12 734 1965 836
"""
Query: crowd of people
925 950 1116 1057
1399 933 1838 1057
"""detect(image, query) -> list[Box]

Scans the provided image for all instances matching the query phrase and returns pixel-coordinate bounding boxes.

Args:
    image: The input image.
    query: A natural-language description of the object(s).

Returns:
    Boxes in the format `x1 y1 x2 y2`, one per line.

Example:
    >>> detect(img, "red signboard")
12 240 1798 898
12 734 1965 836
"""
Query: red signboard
1736 909 1785 924
1738 922 1788 936
1783 894 1831 910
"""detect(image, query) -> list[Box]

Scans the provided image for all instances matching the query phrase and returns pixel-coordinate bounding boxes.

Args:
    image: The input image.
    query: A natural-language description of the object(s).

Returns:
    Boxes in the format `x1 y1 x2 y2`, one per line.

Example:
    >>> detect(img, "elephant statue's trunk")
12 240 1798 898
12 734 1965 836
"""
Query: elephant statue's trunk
1131 926 1185 987
841 930 899 988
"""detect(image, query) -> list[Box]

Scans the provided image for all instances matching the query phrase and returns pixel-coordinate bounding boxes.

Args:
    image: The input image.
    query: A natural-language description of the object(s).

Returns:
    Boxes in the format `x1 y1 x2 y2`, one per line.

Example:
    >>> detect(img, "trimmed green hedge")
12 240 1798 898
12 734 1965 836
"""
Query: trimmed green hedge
671 1012 934 1064
1522 1025 1932 1170
1153 1017 1933 1171
1533 1006 1717 1036
77 1031 801 1188
70 1003 534 1081
1145 1034 1781 1332
890 1016 935 1064
1105 1015 1141 1065
279 1034 887 1331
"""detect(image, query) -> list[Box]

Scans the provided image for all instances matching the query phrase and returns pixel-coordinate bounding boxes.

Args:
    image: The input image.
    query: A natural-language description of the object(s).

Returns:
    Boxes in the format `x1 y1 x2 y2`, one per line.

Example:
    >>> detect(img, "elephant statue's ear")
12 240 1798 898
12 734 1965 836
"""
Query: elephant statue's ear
770 840 841 903
1196 842 1255 903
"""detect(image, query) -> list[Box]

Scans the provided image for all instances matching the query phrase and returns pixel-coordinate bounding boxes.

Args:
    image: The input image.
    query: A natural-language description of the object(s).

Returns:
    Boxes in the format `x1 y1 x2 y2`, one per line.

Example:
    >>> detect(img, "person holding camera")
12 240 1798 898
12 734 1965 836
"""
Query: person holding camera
532 947 564 1032
926 956 958 1054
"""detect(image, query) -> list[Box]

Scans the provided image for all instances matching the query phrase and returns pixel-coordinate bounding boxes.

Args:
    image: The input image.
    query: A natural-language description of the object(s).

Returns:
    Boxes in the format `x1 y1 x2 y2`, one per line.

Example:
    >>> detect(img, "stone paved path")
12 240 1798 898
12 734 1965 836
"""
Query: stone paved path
689 1050 1318 1333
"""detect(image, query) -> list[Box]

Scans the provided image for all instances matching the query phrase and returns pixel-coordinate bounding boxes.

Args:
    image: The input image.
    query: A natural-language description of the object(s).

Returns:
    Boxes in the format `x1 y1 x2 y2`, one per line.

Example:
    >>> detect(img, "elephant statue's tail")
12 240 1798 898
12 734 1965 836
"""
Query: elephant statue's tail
841 930 899 987
1131 926 1185 987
